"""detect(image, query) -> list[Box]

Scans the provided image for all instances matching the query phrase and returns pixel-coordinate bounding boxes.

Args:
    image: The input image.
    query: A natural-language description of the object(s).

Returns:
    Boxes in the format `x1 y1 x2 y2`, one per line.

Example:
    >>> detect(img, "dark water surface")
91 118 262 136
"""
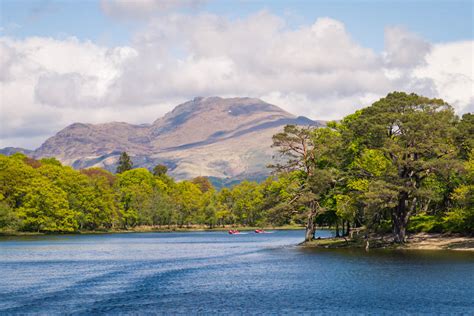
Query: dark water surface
1 230 473 314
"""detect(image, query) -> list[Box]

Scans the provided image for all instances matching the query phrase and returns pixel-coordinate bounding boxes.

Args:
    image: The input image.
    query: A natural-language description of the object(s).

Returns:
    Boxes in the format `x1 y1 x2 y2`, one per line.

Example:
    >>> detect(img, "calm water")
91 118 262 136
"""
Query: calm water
0 230 473 314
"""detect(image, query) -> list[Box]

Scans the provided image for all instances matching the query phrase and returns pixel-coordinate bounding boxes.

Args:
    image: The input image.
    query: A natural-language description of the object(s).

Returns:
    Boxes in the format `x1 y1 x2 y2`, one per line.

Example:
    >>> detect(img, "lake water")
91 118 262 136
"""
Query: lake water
0 230 473 314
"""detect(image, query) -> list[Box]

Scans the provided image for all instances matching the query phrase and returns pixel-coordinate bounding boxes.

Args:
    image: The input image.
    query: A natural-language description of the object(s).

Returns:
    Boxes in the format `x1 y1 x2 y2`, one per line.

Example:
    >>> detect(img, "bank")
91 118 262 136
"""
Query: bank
302 232 474 251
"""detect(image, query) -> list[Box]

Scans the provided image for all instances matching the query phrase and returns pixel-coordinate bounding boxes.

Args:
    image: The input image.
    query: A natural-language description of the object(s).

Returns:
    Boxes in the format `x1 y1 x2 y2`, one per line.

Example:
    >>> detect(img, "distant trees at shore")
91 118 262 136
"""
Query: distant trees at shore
0 153 287 232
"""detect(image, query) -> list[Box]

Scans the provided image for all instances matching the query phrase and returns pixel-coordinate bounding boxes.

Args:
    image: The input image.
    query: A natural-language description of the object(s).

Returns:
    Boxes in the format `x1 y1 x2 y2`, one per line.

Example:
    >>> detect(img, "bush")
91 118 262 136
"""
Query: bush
443 208 474 234
408 214 444 233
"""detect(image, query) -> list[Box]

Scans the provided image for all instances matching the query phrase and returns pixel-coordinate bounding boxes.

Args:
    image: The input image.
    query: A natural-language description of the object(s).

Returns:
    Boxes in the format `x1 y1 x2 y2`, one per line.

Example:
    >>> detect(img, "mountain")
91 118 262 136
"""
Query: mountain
20 97 322 180
0 147 34 156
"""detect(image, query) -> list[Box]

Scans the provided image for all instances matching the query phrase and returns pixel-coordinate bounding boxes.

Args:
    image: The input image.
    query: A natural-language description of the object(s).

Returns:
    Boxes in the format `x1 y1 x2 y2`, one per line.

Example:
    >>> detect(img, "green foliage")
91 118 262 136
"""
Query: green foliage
191 176 214 193
80 168 118 230
456 113 474 160
443 151 474 233
0 200 19 230
229 181 264 226
408 214 444 233
353 149 394 177
39 157 62 166
153 164 168 177
116 152 133 174
172 181 203 226
17 177 79 232
340 92 461 241
334 194 356 221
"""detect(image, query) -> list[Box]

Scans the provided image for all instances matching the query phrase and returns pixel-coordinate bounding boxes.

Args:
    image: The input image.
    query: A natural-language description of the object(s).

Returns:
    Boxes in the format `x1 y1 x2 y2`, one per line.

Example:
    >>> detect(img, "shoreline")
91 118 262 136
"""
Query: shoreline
302 233 474 252
2 229 473 252
0 225 306 237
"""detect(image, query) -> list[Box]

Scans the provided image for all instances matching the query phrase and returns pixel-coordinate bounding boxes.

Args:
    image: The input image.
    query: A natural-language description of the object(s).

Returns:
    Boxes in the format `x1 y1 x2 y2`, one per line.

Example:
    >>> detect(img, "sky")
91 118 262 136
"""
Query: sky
0 0 473 149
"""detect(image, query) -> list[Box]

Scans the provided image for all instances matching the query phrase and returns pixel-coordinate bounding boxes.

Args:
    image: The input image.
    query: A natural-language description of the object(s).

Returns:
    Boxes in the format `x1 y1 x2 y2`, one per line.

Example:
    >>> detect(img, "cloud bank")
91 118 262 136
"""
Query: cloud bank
0 11 473 149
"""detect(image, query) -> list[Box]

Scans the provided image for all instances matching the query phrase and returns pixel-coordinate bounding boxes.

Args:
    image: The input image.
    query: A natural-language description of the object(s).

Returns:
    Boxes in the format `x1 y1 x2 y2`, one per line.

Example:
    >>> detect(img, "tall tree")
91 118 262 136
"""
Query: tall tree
271 125 342 241
271 125 317 241
344 92 458 242
116 152 133 174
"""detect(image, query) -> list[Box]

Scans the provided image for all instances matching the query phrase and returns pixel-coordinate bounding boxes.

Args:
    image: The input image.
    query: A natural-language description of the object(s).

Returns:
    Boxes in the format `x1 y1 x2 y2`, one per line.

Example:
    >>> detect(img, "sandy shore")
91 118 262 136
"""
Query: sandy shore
402 233 474 251
303 233 474 251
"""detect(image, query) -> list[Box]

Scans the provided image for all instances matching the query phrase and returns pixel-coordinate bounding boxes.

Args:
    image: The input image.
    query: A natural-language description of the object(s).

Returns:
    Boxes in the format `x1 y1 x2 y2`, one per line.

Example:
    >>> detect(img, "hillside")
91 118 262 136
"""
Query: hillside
29 97 321 180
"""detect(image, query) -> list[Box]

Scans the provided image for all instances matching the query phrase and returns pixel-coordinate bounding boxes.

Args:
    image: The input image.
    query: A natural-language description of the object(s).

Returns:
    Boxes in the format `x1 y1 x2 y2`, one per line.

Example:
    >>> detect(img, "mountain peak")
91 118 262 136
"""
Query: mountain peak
150 96 292 139
31 97 321 180
156 96 288 122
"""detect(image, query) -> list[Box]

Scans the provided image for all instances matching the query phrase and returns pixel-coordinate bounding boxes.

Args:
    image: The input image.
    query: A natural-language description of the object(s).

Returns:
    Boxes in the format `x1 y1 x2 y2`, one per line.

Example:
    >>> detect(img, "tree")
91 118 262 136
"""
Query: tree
230 181 264 226
17 177 79 232
116 152 133 174
261 175 297 226
115 168 156 228
456 113 474 160
0 199 19 230
153 164 168 177
80 168 118 229
271 125 342 241
445 149 474 233
172 181 203 227
215 188 235 226
271 125 317 241
344 92 458 242
191 176 214 193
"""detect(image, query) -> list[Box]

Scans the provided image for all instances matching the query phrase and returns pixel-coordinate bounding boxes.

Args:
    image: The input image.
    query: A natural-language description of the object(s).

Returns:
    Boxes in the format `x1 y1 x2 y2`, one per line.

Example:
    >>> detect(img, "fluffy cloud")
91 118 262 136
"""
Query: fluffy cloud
413 41 474 113
0 37 141 148
0 12 472 149
383 26 432 68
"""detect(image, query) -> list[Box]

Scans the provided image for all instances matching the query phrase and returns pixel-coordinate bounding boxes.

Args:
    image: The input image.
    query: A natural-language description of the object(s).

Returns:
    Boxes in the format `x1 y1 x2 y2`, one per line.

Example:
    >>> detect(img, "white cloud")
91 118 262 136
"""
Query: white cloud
101 0 205 19
0 13 472 149
414 41 474 113
383 26 432 68
0 37 140 148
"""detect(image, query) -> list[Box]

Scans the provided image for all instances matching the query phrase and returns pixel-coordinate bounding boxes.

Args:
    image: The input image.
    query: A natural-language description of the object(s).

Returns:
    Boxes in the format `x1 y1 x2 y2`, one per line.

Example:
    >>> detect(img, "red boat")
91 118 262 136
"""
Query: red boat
228 230 240 234
255 229 265 233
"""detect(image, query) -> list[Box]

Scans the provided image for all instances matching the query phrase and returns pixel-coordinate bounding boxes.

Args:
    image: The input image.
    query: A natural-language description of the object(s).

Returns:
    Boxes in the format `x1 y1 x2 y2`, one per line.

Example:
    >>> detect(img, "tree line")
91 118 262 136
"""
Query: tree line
0 92 472 242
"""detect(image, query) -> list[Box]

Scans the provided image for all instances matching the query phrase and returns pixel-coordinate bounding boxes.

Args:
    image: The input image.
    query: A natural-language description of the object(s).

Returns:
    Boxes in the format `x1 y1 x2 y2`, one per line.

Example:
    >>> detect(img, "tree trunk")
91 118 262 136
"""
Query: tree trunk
346 221 350 237
393 193 410 243
304 203 317 242
335 220 340 237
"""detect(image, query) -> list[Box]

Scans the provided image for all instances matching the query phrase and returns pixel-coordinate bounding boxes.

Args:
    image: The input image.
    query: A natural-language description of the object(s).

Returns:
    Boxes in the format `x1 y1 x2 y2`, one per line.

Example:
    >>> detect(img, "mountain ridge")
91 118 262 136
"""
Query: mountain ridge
3 97 323 180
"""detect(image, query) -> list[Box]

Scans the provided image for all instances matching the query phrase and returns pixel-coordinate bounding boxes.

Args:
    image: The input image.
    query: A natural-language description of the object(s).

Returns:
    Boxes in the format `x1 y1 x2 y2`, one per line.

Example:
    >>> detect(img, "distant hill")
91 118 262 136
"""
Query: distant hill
0 147 34 156
4 97 322 180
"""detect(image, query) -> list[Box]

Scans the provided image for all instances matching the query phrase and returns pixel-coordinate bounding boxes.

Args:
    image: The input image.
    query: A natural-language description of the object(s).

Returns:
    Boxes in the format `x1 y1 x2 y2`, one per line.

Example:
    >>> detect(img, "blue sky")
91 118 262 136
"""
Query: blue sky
1 0 473 50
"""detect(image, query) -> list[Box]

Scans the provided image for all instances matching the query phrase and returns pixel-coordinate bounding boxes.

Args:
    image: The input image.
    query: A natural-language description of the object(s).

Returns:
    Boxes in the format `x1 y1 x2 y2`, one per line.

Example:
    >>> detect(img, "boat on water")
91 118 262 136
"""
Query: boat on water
228 230 240 234
255 229 266 233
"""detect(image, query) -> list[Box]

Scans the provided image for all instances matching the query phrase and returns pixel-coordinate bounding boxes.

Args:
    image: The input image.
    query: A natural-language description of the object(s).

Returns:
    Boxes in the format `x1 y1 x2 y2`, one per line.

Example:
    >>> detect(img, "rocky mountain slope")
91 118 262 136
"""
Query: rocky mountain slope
18 97 322 180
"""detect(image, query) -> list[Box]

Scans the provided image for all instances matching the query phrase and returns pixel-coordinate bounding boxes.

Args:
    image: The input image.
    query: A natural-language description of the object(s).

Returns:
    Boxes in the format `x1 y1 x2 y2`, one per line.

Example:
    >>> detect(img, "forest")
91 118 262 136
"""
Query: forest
0 92 473 242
